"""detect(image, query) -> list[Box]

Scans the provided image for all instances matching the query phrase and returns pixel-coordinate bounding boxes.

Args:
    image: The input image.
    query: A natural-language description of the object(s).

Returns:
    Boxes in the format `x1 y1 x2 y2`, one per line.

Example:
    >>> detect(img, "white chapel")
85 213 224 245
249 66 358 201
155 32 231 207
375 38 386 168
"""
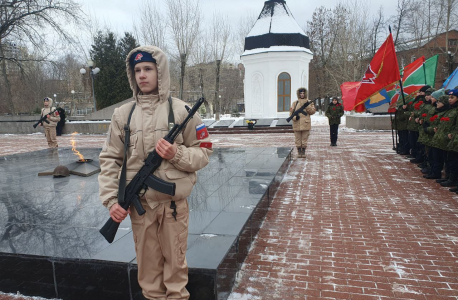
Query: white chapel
241 0 313 119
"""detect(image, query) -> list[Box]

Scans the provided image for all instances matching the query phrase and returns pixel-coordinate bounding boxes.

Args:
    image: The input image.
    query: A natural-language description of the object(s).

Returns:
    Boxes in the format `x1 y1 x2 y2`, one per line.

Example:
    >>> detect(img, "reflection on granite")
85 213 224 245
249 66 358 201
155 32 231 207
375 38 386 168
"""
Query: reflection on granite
0 147 292 300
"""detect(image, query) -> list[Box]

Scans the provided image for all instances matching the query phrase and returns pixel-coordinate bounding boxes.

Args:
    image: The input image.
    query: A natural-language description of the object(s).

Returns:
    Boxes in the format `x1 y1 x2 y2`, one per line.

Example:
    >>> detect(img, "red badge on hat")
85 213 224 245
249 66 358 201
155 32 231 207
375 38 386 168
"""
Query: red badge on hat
134 53 143 61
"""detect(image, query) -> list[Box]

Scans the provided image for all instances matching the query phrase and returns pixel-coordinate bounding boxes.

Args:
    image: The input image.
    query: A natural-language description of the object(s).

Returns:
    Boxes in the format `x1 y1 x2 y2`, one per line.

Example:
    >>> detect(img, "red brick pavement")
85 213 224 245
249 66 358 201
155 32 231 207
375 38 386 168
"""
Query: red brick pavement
229 127 458 300
1 126 458 300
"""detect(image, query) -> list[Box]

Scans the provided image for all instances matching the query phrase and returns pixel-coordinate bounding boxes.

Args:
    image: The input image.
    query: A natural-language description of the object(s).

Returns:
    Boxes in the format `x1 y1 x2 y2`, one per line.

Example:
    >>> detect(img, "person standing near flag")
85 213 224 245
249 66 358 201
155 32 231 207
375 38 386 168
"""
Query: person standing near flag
392 102 410 155
416 87 434 171
420 89 443 177
435 89 458 189
406 85 430 162
98 45 213 300
425 95 449 180
325 97 344 146
289 87 316 158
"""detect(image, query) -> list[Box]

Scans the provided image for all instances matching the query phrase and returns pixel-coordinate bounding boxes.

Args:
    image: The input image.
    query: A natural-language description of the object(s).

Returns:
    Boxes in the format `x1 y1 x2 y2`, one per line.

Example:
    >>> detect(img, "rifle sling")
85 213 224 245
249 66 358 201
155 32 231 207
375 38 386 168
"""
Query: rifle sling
118 103 136 204
118 97 175 205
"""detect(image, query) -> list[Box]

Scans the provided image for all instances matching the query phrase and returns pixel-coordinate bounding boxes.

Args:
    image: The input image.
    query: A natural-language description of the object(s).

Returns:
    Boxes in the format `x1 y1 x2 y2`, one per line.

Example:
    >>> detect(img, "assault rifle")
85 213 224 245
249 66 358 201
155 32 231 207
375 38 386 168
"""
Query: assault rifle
100 97 205 243
33 109 57 128
286 101 311 123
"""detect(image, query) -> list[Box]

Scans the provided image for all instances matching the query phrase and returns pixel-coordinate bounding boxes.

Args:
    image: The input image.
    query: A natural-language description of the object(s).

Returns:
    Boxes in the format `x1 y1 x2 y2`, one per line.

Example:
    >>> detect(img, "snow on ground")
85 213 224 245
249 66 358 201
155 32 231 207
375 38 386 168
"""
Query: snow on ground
0 292 60 300
212 112 343 127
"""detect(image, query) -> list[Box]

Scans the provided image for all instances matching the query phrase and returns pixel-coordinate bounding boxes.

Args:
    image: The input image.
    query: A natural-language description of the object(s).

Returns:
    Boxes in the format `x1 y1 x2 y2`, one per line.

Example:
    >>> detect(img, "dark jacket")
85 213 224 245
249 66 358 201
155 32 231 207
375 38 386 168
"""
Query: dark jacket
392 105 408 131
56 107 66 127
325 102 344 125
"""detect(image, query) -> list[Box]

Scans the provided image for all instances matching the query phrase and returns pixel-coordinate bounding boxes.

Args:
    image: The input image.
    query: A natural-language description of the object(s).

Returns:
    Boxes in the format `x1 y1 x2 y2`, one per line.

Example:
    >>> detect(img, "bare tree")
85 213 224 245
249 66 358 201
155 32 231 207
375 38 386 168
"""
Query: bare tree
390 0 414 46
236 12 257 55
307 1 375 104
0 0 84 114
210 12 231 120
166 0 202 100
134 0 168 52
307 6 336 103
190 29 213 117
371 6 386 55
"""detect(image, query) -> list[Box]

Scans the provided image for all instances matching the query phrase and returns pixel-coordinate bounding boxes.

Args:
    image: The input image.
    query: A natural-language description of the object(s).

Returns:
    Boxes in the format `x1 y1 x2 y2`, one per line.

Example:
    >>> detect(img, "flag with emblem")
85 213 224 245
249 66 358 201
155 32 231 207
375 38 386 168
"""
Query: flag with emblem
351 33 400 110
196 123 209 140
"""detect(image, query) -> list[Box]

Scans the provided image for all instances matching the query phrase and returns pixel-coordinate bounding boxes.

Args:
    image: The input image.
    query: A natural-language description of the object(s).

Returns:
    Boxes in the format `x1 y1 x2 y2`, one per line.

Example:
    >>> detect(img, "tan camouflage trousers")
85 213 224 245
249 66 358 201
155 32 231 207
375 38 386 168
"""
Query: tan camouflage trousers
130 198 190 300
294 130 311 148
44 126 58 148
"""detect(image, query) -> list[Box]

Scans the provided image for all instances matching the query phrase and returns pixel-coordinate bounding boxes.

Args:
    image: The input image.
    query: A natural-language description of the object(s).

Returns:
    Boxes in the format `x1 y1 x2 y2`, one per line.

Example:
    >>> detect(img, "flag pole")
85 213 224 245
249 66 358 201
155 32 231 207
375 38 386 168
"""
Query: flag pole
389 25 405 106
389 25 400 152
390 113 396 150
423 63 427 84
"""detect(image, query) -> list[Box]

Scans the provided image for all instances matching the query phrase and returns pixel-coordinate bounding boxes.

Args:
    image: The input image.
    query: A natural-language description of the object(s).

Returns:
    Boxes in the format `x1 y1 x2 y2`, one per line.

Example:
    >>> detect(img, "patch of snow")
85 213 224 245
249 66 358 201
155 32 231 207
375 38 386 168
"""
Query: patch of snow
242 46 312 56
0 292 61 300
247 4 306 37
200 234 217 239
392 284 420 294
227 293 262 300
67 120 110 123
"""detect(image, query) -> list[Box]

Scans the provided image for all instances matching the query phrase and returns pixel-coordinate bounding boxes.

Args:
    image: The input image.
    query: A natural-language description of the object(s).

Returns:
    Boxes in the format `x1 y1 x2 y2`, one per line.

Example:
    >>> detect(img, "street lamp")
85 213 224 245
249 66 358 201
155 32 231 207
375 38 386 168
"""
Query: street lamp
80 59 100 112
53 94 57 106
71 90 75 116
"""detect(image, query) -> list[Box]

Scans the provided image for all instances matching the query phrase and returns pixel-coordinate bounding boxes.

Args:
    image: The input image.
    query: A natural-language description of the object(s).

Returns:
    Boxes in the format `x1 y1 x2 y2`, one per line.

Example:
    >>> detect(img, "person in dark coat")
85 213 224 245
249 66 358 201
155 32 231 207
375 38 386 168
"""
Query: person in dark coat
56 107 66 136
325 97 344 146
392 101 410 155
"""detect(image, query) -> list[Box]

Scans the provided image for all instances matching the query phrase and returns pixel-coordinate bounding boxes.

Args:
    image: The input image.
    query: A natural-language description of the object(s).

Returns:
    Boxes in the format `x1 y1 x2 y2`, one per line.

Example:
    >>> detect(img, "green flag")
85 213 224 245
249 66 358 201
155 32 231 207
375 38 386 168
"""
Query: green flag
402 54 438 95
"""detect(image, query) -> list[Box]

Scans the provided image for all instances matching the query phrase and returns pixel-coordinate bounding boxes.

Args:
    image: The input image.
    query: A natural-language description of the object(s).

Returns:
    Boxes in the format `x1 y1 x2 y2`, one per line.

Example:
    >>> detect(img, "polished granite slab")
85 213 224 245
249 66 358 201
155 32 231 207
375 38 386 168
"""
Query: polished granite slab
0 146 292 300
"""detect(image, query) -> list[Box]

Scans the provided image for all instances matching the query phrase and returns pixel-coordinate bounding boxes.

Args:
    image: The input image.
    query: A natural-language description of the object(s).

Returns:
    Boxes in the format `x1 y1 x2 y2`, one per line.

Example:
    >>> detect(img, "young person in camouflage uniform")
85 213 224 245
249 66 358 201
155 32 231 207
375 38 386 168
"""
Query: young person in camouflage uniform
407 85 430 163
392 100 410 155
99 46 213 300
422 91 446 179
436 89 458 188
289 87 316 158
325 97 344 146
416 87 435 173
40 97 60 148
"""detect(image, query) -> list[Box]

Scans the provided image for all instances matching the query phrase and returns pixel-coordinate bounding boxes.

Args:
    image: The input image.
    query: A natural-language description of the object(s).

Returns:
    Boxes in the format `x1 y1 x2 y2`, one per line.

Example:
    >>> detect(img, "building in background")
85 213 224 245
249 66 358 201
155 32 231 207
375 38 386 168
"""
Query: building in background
240 0 313 119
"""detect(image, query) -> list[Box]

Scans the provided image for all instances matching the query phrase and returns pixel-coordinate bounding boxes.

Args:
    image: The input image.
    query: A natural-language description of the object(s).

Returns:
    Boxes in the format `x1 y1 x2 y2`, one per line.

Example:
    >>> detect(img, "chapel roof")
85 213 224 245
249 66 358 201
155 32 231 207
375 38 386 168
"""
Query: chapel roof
244 0 310 51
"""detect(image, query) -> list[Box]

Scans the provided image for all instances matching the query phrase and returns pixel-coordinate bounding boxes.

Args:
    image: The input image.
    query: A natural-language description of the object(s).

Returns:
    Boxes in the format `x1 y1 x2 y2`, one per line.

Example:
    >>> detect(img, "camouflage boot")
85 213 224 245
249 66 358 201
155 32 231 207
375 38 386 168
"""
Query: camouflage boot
301 147 306 158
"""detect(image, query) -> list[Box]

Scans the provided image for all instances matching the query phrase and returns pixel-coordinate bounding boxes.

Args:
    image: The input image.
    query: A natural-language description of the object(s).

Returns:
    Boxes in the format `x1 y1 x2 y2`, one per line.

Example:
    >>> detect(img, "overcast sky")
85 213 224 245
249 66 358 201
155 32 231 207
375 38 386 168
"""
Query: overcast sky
78 0 399 38
68 0 400 63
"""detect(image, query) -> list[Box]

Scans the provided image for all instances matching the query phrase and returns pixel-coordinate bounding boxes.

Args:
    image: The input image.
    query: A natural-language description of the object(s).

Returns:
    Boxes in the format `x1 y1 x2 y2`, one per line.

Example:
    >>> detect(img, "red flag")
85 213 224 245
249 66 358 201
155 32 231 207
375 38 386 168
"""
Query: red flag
353 33 400 109
341 82 363 111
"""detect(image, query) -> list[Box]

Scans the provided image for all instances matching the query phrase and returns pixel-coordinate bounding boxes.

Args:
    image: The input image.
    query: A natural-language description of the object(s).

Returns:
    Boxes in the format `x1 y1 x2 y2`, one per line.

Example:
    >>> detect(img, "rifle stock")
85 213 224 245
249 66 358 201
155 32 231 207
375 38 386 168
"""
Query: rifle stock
99 97 205 243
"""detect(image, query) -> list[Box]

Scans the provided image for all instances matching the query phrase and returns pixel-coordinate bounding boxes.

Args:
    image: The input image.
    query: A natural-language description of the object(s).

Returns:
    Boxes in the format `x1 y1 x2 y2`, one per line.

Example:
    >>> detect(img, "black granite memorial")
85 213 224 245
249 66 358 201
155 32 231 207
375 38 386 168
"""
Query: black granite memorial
0 146 292 300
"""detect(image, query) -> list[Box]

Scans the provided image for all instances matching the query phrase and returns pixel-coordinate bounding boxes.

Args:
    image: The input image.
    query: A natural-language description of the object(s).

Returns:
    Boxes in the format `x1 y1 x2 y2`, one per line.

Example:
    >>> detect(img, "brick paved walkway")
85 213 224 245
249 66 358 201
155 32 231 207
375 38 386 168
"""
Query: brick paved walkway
1 126 458 300
229 127 458 300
